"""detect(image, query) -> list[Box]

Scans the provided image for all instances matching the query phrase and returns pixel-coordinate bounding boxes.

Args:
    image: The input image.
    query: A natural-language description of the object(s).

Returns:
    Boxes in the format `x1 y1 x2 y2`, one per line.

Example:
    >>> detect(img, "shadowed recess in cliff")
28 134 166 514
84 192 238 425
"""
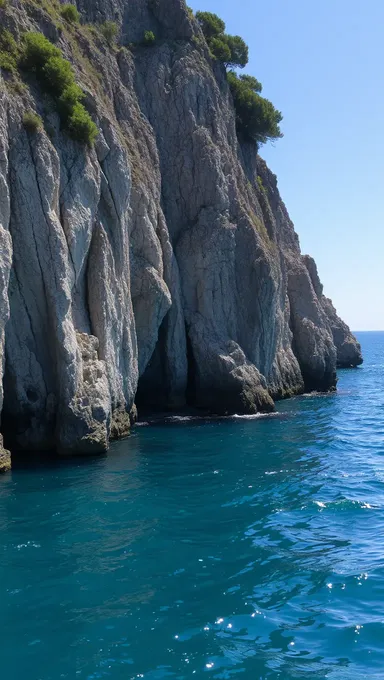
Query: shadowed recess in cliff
185 324 197 407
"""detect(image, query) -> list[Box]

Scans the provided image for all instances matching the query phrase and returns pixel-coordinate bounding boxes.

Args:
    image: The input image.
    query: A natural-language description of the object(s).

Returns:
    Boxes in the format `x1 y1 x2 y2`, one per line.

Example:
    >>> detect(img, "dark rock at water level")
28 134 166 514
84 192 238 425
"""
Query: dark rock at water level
0 0 361 467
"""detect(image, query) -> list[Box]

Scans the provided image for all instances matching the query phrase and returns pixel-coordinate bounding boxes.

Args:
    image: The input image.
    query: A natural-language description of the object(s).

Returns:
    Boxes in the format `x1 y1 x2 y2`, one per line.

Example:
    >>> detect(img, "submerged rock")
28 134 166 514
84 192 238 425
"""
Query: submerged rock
0 0 362 467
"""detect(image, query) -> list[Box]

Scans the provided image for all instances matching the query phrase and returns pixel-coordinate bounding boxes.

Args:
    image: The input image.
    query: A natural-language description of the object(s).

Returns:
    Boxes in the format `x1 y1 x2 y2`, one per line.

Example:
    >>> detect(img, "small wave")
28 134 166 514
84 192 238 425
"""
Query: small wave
167 415 200 423
135 411 281 427
231 412 280 420
301 391 336 398
311 499 379 511
165 413 275 423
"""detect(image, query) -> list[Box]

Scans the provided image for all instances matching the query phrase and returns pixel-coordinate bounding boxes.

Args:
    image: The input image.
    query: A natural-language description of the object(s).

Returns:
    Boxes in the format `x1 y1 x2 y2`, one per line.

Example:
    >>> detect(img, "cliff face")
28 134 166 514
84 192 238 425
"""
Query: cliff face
0 0 362 470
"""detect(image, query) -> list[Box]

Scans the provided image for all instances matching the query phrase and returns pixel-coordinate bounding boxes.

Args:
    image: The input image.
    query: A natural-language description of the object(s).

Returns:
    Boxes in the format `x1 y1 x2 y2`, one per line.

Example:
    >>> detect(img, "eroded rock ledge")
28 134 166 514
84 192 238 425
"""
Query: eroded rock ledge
0 0 362 467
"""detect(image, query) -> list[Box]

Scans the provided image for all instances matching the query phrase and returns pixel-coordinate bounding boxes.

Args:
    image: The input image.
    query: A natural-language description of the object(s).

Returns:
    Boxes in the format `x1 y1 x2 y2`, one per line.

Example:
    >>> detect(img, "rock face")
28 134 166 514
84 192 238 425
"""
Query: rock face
302 255 363 368
0 0 362 467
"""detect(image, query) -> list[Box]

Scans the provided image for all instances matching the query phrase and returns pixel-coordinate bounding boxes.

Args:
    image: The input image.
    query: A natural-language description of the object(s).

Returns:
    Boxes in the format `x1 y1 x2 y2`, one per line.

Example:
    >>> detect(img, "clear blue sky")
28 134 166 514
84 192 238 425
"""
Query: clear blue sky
189 0 384 331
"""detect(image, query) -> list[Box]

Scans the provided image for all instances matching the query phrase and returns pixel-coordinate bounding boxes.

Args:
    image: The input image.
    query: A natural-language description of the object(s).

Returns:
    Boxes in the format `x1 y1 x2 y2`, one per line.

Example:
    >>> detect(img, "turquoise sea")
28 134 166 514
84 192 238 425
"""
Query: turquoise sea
0 332 383 679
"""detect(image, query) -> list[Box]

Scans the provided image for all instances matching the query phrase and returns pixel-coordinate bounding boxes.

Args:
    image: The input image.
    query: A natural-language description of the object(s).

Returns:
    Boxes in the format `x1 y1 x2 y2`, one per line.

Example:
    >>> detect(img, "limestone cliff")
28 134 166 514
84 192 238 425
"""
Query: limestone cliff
0 0 362 470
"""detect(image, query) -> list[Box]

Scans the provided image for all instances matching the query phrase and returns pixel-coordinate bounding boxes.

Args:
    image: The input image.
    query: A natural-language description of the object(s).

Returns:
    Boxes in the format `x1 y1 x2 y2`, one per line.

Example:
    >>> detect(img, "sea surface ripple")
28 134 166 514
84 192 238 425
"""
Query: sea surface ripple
0 331 383 679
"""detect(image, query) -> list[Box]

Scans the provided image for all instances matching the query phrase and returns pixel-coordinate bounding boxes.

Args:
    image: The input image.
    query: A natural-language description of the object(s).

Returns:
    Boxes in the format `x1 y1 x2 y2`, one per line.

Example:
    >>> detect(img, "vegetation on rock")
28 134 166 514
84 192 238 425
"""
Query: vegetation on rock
257 175 266 193
22 32 61 70
227 71 282 145
143 30 156 46
42 55 74 93
0 51 16 72
0 28 18 71
193 9 282 146
58 82 84 115
238 74 263 93
195 11 248 67
21 32 98 146
23 110 43 133
208 36 231 63
99 20 118 46
195 11 225 39
60 3 80 24
1 29 17 55
67 101 98 144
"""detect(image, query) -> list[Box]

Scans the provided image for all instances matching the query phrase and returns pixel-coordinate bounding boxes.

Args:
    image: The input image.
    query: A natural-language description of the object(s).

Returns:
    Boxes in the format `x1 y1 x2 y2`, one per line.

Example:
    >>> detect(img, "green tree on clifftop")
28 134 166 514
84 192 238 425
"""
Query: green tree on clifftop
227 71 283 145
194 9 282 147
195 11 248 67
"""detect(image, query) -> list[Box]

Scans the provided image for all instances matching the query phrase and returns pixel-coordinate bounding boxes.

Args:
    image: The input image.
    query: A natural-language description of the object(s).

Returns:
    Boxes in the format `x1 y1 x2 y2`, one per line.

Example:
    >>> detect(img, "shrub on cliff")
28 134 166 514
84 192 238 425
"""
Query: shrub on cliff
21 32 98 146
0 52 16 71
42 55 74 93
143 30 156 46
22 32 60 69
0 29 19 72
0 29 18 57
58 83 84 115
23 110 43 133
60 4 80 24
99 21 118 46
67 102 98 146
227 71 283 145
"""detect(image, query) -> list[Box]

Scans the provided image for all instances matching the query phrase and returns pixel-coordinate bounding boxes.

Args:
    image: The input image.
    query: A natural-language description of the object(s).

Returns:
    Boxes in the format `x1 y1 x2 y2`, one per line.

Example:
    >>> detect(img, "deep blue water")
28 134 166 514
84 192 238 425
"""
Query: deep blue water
1 332 383 680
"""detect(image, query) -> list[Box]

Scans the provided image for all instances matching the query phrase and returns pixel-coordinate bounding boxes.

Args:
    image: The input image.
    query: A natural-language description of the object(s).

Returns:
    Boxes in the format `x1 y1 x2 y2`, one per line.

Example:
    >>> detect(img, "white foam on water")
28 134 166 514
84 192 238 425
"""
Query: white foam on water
231 412 280 420
135 410 283 427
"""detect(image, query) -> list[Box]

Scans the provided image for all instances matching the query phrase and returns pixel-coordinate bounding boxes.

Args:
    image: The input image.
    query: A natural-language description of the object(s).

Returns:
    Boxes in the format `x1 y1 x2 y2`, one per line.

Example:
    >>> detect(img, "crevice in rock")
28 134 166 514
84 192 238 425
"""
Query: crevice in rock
82 238 94 336
59 197 76 287
185 324 197 407
135 315 168 412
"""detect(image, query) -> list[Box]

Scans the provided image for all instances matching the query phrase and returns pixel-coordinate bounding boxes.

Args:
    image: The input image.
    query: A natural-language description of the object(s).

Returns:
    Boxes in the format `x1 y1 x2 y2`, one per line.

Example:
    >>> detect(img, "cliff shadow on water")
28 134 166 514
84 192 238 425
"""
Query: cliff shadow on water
0 0 362 470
